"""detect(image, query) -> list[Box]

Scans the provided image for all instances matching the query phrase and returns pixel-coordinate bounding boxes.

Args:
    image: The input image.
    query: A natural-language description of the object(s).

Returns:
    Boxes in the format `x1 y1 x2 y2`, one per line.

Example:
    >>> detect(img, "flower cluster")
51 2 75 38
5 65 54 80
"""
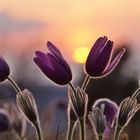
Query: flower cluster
34 41 72 85
1 35 140 140
32 36 126 140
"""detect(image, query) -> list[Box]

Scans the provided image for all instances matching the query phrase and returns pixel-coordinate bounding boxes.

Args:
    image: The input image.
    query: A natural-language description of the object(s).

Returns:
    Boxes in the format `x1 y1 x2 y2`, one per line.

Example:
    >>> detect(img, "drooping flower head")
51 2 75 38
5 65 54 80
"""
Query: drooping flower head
16 89 38 125
0 56 10 82
88 107 107 140
17 89 43 140
33 41 72 85
68 86 88 119
117 97 140 129
94 98 118 127
85 36 125 78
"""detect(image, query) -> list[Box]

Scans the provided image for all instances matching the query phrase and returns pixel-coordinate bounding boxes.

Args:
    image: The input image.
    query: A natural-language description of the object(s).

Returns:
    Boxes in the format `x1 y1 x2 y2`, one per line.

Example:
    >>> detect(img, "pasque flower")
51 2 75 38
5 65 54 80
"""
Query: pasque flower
33 41 72 85
85 36 125 78
88 107 107 140
17 89 43 140
0 56 10 82
114 88 140 140
69 86 88 140
94 98 118 127
93 98 118 139
117 97 139 129
69 87 88 118
16 89 38 125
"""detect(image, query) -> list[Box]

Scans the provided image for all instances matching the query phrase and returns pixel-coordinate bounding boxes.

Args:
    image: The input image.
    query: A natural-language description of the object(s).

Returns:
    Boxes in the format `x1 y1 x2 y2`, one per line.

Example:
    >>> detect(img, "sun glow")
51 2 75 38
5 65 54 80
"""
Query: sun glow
73 47 90 63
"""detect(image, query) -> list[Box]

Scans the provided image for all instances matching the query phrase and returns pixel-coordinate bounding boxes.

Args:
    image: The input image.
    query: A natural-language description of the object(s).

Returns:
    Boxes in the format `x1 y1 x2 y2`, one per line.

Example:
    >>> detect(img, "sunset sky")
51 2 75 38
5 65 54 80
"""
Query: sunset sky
0 0 140 63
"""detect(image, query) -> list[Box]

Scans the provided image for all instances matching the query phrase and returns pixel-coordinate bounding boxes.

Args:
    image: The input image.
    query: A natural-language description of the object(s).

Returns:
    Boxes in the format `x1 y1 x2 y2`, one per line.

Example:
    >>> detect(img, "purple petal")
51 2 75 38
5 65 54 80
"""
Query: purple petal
34 55 72 85
42 48 72 77
86 40 113 77
46 42 71 73
35 51 54 70
86 36 108 66
94 98 118 127
47 41 62 58
47 53 72 80
102 48 125 76
34 57 62 84
35 51 47 60
0 56 10 82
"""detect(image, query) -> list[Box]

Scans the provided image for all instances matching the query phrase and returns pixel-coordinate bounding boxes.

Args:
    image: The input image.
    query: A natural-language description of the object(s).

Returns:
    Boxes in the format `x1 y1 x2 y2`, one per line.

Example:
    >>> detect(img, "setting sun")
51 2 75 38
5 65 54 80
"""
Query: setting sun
73 47 90 63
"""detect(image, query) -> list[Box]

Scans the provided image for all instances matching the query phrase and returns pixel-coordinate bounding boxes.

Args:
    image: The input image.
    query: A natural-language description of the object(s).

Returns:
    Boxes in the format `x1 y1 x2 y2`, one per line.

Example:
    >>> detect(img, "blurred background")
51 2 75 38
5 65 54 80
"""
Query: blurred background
0 0 140 139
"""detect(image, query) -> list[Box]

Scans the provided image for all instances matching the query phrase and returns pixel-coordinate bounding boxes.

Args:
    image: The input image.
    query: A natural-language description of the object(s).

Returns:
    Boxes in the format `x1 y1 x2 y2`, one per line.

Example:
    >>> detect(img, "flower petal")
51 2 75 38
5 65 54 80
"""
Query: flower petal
34 57 61 84
0 56 10 82
34 56 72 85
102 48 125 76
47 41 62 58
86 36 108 66
47 53 72 82
46 42 72 74
35 51 55 70
94 98 118 127
86 40 113 77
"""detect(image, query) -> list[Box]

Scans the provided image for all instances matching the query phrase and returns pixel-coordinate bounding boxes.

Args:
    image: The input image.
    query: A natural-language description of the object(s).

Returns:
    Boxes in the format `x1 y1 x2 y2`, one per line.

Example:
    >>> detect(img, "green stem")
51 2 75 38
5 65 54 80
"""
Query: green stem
34 121 44 140
98 134 103 140
79 118 85 140
7 76 21 93
69 82 76 93
81 75 90 92
66 121 75 140
114 125 122 140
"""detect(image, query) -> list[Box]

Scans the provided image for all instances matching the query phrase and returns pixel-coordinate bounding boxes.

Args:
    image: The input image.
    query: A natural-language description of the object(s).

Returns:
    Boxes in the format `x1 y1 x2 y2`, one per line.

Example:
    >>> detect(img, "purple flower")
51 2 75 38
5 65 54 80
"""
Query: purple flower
85 36 125 78
0 56 10 82
33 41 72 85
94 98 118 127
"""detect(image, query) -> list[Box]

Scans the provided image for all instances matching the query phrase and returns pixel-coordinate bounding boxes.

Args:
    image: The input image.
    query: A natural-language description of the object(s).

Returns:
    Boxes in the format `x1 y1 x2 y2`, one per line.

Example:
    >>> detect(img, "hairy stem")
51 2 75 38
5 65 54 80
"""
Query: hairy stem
69 82 76 93
7 76 21 93
34 121 44 140
66 121 75 140
114 125 122 140
98 134 103 140
81 75 90 92
79 118 86 140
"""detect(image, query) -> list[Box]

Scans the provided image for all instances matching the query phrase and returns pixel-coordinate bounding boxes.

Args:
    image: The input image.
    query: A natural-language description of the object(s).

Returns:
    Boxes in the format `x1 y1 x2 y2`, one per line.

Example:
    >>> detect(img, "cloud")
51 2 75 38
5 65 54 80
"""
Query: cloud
0 12 46 33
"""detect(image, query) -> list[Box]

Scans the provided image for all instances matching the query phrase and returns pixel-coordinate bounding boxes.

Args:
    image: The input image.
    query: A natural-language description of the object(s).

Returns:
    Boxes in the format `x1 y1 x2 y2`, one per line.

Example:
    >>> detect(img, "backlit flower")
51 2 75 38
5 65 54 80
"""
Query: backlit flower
16 89 38 125
117 97 139 129
88 107 107 139
94 98 118 127
69 86 88 118
33 41 72 85
85 36 125 78
0 56 10 82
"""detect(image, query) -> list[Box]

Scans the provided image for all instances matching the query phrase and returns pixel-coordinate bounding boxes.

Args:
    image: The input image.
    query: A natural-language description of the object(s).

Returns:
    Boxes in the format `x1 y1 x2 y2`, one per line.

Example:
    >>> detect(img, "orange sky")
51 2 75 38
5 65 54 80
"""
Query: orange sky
0 0 140 62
